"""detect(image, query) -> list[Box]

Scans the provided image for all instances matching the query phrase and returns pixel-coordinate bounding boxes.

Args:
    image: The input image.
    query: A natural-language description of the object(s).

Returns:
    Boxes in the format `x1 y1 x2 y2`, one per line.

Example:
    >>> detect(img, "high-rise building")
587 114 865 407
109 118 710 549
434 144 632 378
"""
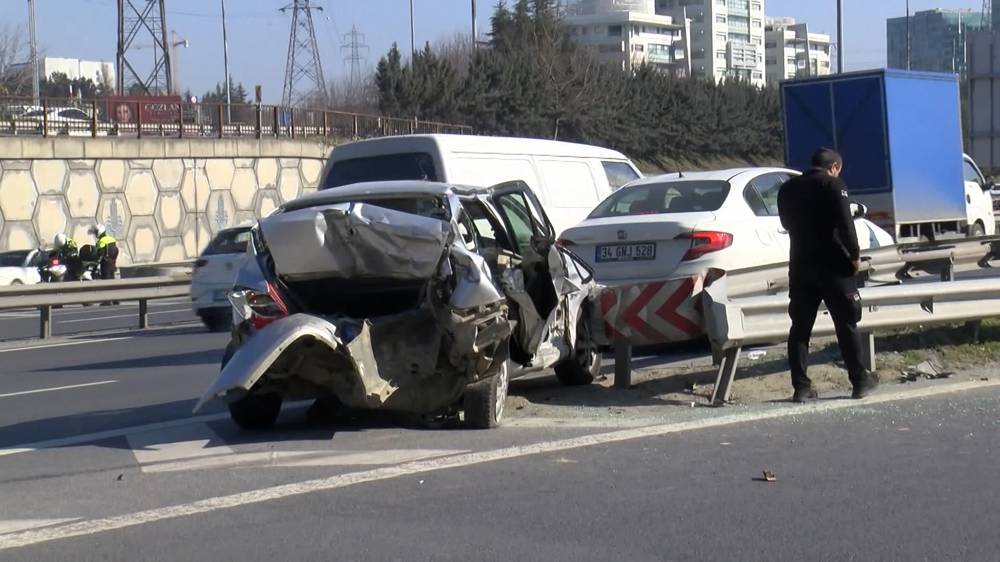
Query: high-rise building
565 1 691 75
655 0 767 86
887 9 986 76
764 17 832 83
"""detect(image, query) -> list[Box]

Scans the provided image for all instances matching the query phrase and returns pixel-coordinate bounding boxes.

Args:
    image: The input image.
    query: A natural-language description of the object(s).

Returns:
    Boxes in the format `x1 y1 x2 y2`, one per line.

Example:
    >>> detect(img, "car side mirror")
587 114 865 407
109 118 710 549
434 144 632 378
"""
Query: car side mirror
985 176 998 191
849 202 868 219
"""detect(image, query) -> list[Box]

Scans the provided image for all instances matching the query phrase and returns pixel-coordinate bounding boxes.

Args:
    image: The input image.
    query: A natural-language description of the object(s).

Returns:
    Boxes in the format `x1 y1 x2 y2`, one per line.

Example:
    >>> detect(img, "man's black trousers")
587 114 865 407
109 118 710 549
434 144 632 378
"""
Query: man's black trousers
787 271 865 390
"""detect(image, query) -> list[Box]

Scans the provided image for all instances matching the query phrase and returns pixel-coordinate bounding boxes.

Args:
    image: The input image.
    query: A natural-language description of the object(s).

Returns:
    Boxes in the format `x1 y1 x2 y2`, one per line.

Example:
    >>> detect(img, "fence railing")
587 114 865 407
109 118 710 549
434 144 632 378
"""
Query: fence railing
0 96 473 140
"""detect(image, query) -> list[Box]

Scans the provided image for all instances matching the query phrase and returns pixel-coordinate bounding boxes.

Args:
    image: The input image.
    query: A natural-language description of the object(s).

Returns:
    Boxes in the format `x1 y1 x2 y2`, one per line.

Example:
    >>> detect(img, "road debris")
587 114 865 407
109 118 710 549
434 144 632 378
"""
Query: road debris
899 359 954 383
762 470 777 482
747 350 768 361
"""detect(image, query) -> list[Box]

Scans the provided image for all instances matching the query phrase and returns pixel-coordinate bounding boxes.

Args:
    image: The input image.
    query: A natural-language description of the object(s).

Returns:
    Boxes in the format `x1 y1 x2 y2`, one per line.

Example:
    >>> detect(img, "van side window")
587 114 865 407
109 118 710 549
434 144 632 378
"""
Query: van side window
537 160 600 209
602 161 640 190
322 152 438 189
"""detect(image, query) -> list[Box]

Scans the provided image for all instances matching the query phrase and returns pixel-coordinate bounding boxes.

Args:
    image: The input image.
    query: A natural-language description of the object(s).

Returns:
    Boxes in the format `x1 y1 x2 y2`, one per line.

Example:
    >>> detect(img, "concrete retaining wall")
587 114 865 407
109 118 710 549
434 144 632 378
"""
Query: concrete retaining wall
0 137 331 263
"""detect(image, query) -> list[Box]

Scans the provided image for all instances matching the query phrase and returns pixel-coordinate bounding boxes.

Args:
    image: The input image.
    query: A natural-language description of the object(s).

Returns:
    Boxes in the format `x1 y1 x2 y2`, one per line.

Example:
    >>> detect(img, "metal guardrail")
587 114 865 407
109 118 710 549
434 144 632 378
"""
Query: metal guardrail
700 274 1000 406
0 96 473 140
0 276 190 338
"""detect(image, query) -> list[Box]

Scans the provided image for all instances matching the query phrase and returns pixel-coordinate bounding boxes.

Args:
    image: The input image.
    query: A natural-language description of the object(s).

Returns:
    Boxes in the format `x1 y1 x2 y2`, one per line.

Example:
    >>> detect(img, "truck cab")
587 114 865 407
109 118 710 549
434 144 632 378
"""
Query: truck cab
962 154 996 237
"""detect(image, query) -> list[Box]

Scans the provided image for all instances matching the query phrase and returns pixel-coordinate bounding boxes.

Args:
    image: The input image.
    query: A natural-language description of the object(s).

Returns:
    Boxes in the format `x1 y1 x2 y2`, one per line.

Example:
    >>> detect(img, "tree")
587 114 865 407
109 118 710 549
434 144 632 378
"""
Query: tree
201 78 249 104
0 24 31 96
38 72 105 99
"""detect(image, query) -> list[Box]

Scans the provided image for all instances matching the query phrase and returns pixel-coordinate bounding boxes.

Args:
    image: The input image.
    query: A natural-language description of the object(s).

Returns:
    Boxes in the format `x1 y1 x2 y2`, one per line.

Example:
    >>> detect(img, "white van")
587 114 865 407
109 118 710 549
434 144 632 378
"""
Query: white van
318 134 642 234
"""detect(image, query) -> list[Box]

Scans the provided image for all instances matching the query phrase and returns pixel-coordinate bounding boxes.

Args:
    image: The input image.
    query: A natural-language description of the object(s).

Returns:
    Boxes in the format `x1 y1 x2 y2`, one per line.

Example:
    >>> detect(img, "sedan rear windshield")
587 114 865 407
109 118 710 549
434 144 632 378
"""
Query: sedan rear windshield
588 180 731 218
204 229 251 255
322 152 438 189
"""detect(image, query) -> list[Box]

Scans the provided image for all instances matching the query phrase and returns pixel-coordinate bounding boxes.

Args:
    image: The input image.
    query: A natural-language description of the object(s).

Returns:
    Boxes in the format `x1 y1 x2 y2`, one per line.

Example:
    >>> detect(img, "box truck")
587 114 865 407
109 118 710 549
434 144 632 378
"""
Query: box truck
781 69 995 242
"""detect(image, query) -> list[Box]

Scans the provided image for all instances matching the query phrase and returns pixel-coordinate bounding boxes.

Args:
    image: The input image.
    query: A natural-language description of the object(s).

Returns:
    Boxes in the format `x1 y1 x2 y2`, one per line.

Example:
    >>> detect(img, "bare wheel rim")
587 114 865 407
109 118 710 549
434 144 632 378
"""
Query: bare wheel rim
494 362 509 423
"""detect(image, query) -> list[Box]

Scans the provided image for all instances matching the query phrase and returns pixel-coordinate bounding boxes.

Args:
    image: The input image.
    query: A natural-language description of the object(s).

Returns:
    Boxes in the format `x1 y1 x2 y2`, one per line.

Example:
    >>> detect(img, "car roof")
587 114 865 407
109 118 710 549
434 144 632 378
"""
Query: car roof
329 134 631 161
626 167 798 186
284 180 492 210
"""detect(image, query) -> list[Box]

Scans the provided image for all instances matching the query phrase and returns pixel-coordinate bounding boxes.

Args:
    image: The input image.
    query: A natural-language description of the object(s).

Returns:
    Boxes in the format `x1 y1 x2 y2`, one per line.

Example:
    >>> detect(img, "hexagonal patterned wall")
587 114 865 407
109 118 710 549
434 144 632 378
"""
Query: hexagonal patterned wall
0 141 327 264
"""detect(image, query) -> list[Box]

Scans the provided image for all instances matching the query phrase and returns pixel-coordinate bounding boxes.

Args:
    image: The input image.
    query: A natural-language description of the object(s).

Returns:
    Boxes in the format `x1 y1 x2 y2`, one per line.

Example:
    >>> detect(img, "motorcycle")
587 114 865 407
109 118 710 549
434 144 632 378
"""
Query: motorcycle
38 252 68 283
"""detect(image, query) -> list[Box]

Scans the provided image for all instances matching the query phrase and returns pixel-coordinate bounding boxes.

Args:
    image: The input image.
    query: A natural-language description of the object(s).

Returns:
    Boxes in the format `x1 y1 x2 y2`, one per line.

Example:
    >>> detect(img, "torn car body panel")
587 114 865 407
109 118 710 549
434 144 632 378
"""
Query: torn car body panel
195 180 597 419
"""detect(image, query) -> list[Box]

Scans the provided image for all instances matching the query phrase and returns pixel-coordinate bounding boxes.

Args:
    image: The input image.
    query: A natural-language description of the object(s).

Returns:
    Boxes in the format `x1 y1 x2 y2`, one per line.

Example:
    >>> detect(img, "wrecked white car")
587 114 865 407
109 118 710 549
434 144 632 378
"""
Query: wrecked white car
194 180 602 429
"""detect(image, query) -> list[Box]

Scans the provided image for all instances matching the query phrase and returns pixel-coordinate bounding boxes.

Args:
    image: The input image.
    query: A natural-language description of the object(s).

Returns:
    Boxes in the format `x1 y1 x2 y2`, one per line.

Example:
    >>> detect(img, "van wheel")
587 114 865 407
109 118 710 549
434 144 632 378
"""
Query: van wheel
554 313 600 386
228 393 282 430
464 361 509 429
969 222 986 238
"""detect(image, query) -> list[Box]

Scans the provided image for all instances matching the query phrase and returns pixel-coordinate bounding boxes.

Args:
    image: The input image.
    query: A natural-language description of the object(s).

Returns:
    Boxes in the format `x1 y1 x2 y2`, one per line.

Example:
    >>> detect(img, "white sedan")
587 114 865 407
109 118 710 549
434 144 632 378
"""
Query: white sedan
0 249 45 286
558 168 895 285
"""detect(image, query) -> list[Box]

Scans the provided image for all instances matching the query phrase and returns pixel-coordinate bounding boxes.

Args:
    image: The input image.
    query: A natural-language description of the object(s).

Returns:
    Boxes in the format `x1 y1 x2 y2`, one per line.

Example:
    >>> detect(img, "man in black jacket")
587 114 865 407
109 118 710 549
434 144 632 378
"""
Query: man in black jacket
777 148 879 402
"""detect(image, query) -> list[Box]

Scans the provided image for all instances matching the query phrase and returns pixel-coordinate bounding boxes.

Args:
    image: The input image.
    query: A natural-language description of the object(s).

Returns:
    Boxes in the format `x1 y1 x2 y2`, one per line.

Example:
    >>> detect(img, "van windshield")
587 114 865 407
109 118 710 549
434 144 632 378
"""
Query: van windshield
322 152 439 189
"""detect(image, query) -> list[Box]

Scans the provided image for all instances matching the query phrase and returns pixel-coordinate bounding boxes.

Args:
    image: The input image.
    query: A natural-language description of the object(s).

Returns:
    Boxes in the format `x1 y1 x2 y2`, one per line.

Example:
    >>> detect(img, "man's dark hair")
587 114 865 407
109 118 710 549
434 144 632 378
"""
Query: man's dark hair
811 147 843 169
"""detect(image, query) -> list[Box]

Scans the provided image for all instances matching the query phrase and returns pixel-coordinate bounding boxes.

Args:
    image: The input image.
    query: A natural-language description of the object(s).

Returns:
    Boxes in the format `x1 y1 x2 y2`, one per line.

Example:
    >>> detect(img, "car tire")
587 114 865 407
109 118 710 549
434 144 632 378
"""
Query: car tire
464 360 509 429
228 393 282 430
969 222 986 238
554 312 601 386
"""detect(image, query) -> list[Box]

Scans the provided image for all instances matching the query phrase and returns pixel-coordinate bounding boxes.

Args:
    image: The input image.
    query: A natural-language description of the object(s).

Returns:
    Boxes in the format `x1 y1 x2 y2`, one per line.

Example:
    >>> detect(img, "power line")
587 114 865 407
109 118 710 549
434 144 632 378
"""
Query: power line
280 0 327 107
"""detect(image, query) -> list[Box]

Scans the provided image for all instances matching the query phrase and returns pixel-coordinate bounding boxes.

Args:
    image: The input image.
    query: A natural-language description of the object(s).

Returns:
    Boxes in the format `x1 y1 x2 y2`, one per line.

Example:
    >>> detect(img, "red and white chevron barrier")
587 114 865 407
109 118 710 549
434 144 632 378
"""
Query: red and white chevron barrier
598 275 705 346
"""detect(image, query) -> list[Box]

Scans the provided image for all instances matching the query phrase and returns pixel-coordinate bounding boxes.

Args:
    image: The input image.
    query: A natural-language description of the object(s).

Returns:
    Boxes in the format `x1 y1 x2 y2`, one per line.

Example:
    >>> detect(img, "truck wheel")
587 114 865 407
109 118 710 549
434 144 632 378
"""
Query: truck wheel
969 222 986 238
228 393 282 430
464 361 509 429
554 313 601 386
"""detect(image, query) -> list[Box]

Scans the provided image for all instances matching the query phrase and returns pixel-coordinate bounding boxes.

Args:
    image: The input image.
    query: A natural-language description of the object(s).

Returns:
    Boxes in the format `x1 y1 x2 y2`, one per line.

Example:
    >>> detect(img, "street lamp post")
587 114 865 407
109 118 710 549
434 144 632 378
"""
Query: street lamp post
410 0 416 57
28 0 40 105
837 0 845 73
221 0 232 123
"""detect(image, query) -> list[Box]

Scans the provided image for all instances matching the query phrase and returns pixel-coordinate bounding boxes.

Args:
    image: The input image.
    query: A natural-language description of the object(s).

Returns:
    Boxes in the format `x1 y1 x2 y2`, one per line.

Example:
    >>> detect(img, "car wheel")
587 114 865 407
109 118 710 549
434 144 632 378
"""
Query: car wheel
464 360 509 429
228 393 282 430
969 222 986 238
554 313 601 386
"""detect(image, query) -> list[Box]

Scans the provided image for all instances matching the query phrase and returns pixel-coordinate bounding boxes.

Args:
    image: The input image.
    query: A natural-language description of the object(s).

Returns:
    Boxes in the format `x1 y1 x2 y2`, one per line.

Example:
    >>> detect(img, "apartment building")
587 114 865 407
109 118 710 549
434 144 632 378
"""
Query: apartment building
887 9 985 76
566 0 691 76
655 0 767 86
764 17 832 83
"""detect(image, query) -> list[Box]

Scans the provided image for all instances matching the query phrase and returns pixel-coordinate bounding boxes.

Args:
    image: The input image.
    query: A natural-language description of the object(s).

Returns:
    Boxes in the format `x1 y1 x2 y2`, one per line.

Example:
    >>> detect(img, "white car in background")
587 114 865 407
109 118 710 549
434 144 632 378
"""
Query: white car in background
558 168 895 285
191 226 252 331
0 249 45 286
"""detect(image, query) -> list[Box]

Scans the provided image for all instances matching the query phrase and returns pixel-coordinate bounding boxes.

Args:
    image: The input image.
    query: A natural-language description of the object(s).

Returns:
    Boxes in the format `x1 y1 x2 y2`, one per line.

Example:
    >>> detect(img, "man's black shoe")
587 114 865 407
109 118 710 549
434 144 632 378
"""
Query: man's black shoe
791 387 818 403
851 374 880 399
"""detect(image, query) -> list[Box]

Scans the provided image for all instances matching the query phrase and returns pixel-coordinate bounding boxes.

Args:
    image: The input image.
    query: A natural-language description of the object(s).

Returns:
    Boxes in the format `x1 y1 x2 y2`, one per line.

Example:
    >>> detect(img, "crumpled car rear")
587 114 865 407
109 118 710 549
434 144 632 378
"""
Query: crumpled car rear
195 194 511 415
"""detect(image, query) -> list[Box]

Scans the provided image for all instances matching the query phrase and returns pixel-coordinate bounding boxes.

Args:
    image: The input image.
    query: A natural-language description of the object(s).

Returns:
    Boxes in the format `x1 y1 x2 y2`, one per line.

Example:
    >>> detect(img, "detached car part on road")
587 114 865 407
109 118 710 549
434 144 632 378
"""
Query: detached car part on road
194 180 602 429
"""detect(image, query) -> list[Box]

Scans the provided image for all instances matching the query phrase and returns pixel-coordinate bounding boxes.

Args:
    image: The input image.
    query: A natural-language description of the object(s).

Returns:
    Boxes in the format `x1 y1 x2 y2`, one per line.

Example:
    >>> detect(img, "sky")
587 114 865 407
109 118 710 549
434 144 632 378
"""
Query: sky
0 0 986 104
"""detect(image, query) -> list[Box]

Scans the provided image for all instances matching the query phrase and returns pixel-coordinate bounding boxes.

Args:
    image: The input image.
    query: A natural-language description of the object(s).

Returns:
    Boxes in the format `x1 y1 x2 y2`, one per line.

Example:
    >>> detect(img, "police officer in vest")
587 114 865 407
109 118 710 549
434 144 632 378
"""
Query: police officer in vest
776 148 879 402
89 224 119 280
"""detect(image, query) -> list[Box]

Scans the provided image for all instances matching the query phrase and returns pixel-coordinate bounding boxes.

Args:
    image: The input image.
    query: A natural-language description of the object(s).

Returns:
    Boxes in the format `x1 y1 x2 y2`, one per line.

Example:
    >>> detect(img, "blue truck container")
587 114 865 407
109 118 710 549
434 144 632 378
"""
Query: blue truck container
781 69 969 240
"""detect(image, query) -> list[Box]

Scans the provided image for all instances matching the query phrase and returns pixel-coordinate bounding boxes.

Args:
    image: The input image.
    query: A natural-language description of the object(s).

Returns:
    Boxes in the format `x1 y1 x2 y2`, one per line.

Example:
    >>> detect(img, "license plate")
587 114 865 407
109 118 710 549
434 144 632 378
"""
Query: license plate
596 243 656 262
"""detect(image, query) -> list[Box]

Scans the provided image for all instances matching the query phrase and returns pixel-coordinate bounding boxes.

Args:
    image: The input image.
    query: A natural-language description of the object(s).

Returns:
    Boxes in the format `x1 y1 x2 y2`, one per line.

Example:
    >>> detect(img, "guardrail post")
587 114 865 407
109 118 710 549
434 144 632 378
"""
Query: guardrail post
217 104 225 139
178 101 184 138
322 111 329 137
255 105 262 139
353 114 359 138
42 99 49 137
137 102 143 139
139 299 149 329
941 261 955 282
39 305 51 339
860 332 876 372
290 109 296 139
614 341 632 389
710 346 742 406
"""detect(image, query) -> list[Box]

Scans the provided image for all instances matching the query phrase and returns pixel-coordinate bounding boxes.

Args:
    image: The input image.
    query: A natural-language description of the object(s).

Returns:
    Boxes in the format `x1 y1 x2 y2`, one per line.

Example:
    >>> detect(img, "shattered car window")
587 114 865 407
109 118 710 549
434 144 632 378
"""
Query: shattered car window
323 152 439 189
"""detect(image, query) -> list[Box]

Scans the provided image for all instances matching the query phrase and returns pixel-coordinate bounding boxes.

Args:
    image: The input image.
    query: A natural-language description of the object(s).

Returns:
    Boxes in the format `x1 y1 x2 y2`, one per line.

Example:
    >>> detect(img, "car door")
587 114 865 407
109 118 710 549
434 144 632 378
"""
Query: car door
744 172 792 262
488 182 569 362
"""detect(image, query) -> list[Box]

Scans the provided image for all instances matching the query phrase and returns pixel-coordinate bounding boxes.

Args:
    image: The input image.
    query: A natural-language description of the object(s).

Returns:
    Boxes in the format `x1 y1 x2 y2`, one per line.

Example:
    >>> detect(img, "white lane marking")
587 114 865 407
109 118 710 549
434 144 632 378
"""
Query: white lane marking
1 378 997 551
127 423 234 473
144 449 467 473
0 380 117 399
59 309 194 324
0 413 231 458
0 337 133 355
0 520 81 536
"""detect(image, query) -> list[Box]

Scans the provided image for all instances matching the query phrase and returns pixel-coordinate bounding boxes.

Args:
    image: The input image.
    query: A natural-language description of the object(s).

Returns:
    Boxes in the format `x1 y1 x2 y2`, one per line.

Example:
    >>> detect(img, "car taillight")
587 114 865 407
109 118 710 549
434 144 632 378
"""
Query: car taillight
676 231 733 261
555 238 575 248
231 282 289 330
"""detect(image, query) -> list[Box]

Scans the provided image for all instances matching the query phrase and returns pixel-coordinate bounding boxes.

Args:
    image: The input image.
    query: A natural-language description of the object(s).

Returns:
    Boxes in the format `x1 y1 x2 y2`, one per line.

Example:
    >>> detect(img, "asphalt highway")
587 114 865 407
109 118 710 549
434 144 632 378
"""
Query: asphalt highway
0 321 997 561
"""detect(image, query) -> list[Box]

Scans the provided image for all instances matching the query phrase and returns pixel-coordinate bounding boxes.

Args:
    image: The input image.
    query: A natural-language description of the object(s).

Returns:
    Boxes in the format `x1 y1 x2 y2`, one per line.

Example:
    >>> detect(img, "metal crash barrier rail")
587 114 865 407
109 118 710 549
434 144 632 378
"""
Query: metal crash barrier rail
0 276 191 338
701 274 1000 406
